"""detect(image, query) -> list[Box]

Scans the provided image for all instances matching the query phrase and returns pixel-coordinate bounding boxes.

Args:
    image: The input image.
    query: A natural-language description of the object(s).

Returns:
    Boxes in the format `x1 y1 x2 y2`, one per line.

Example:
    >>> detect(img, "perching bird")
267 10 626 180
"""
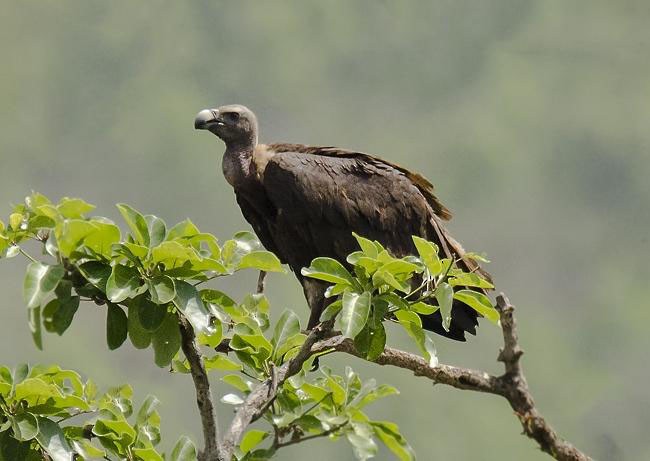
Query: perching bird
195 104 489 340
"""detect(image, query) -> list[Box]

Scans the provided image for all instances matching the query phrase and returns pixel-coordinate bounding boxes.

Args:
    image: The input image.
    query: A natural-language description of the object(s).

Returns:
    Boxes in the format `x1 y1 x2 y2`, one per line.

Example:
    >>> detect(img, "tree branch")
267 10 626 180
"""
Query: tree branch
310 294 592 461
216 294 592 461
218 321 334 460
178 316 221 461
256 270 267 294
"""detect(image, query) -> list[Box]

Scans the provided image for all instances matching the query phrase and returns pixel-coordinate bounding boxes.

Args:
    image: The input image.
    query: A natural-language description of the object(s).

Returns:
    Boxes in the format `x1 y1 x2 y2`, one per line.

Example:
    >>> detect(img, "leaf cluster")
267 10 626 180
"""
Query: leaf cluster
0 363 194 461
302 233 497 365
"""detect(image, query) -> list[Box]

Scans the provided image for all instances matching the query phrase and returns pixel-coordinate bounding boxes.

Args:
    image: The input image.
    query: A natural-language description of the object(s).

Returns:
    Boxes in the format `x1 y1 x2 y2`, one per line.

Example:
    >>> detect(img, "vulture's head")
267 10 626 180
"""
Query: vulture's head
194 104 258 146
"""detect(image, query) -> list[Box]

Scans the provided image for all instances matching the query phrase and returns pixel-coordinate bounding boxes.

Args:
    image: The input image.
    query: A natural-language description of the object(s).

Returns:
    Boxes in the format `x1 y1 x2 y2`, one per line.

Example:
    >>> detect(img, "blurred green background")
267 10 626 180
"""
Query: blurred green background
1 1 649 459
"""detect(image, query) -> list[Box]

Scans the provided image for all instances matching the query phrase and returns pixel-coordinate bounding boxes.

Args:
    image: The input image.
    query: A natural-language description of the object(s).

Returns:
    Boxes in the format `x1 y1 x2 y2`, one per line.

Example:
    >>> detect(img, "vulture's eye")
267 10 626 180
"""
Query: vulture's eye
224 112 240 123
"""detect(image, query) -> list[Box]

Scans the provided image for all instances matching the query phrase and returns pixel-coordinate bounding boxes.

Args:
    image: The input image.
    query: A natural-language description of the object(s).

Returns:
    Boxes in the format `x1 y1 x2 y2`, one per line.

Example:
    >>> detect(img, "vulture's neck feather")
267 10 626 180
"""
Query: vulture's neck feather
222 144 253 188
222 141 273 189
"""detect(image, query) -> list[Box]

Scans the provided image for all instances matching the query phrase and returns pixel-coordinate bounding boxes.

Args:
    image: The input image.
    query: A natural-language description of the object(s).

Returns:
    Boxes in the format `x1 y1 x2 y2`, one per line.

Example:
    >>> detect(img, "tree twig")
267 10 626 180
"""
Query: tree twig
256 270 267 294
273 421 348 449
178 316 221 461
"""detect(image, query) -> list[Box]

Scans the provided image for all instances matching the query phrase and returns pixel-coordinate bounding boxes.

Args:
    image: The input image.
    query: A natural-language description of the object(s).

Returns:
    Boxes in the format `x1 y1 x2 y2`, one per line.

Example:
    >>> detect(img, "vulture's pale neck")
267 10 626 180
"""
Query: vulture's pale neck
222 135 258 188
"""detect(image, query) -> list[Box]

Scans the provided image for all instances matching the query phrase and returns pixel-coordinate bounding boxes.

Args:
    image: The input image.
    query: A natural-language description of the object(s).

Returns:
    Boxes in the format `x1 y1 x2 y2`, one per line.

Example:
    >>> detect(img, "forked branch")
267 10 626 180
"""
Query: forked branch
211 294 592 461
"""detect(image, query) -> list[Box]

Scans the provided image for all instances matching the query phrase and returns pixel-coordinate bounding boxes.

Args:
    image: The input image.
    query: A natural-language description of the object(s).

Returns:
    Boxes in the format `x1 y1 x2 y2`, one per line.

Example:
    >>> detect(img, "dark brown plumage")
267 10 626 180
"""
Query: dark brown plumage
195 104 489 340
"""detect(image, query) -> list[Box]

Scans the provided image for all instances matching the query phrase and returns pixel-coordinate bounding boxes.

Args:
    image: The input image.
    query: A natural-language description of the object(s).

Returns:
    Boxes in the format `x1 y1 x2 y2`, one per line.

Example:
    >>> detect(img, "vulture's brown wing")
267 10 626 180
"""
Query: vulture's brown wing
264 144 488 279
262 146 436 265
260 145 485 340
267 144 452 220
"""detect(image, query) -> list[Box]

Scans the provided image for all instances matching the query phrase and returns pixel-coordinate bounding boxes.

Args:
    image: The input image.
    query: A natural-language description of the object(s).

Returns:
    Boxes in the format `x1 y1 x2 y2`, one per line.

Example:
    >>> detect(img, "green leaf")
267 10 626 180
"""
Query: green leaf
273 333 306 362
453 290 499 323
28 306 42 350
272 309 300 351
197 321 223 348
354 323 386 361
223 230 261 256
221 374 251 392
55 219 96 257
204 355 242 371
117 203 150 246
170 436 197 461
70 439 105 459
395 311 438 367
151 241 201 268
371 421 415 461
347 423 378 460
147 275 176 304
435 282 454 332
412 236 442 276
5 245 20 258
146 215 167 248
0 431 34 461
121 242 149 260
106 303 128 350
166 219 200 241
78 261 112 291
151 313 181 367
35 417 75 461
136 395 160 426
135 296 168 332
463 252 490 263
372 269 410 293
56 197 95 219
410 301 438 315
13 363 29 385
10 413 39 441
9 212 24 230
321 300 342 321
336 291 371 339
449 272 494 289
238 251 284 272
25 192 51 208
354 384 399 409
301 257 355 285
378 259 420 277
133 448 163 461
173 280 210 333
84 222 121 258
52 296 80 335
127 305 152 349
23 262 65 308
106 264 142 303
240 430 268 455
352 233 378 258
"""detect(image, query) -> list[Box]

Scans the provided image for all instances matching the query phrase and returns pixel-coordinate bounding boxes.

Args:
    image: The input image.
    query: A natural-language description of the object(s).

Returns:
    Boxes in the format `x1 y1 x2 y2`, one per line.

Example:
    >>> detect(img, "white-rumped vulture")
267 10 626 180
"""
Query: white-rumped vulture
195 104 490 341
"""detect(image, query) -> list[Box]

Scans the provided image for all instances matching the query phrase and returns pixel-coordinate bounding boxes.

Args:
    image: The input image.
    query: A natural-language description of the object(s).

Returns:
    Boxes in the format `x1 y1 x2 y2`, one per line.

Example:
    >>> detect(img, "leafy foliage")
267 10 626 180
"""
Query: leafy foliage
0 194 498 460
0 363 189 460
303 233 497 365
0 193 284 360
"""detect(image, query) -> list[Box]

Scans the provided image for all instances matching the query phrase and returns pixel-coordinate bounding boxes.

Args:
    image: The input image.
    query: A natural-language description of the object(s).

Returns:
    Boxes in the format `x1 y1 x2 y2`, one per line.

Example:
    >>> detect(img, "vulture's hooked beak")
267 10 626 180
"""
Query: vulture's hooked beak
194 109 221 130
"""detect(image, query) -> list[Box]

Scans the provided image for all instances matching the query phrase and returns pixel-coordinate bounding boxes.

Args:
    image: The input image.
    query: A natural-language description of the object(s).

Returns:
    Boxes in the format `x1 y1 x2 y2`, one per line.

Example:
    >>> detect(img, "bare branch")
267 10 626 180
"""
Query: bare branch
256 270 267 294
178 316 221 461
493 294 591 461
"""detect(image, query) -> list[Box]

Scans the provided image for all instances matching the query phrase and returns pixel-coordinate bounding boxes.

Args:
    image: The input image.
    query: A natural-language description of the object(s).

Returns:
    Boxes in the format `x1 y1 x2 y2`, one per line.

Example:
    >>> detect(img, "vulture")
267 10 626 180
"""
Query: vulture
194 104 489 341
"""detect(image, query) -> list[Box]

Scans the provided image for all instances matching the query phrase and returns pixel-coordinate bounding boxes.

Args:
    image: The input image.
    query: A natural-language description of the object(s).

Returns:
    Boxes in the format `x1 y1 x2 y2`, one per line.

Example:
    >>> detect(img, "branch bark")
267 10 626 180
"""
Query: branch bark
214 294 592 461
178 316 221 461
